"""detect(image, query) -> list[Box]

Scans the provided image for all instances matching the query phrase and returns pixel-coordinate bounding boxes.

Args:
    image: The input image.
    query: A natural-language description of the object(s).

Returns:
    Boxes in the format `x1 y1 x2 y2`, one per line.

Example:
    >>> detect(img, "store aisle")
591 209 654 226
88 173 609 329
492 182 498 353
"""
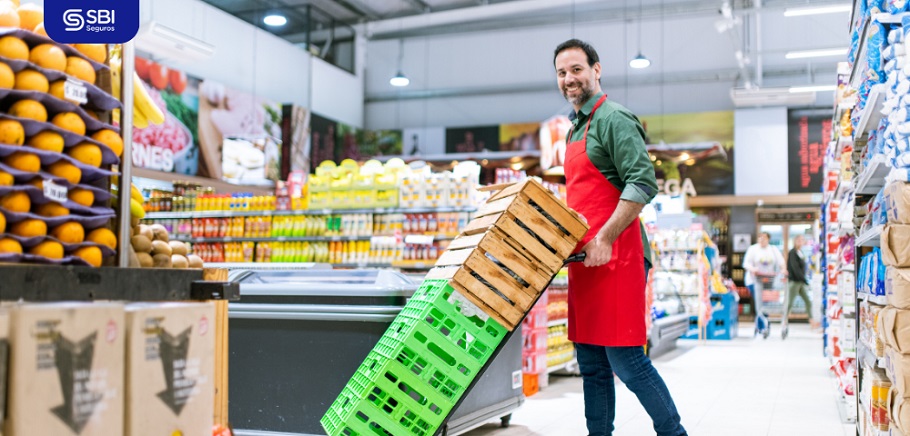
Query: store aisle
464 323 853 436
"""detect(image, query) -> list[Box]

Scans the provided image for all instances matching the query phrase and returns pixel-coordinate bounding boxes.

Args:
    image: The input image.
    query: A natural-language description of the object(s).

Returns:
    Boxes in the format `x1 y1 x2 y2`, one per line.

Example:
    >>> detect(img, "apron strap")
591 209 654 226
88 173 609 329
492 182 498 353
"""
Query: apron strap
567 94 609 142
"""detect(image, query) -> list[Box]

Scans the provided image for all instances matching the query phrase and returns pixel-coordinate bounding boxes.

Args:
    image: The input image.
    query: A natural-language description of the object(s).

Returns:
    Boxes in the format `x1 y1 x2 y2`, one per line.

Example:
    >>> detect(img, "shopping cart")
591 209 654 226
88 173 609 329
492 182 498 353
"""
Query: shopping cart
753 273 779 339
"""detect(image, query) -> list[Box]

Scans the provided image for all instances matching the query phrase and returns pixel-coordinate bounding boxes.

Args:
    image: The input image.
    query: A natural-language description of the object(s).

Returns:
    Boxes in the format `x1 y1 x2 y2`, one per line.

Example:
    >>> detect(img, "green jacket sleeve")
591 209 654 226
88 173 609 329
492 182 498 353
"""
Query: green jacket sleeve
599 110 658 204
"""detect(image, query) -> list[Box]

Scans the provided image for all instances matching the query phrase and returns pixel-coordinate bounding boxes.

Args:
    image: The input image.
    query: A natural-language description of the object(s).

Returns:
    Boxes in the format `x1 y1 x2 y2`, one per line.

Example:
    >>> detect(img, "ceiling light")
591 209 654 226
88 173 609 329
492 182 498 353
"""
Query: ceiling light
785 48 848 59
390 72 410 87
784 4 851 17
630 53 651 69
263 14 287 27
789 85 836 93
679 152 690 160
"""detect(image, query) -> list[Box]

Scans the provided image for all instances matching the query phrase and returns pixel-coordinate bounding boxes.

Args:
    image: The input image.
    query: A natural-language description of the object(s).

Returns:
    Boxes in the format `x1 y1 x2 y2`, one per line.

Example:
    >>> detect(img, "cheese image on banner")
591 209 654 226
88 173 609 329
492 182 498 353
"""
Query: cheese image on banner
125 302 215 436
6 303 125 436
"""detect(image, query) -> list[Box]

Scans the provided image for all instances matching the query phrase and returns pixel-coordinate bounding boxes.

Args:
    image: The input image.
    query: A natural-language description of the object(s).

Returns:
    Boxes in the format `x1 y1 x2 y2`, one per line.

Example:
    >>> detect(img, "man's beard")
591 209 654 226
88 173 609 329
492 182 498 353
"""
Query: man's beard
563 84 593 106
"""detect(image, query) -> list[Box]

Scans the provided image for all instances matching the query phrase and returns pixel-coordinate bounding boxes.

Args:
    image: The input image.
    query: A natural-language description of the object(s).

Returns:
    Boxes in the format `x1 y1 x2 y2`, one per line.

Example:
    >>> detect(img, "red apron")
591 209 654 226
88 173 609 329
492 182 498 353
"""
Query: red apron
565 95 646 347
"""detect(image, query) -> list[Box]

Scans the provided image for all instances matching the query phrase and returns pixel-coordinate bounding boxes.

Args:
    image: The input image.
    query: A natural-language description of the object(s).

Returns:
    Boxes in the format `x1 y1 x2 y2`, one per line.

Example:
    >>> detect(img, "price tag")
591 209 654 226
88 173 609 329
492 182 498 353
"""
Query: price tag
224 237 232 242
43 179 68 203
322 209 332 215
404 235 435 245
63 79 88 105
331 236 342 242
277 237 287 242
263 210 272 215
414 262 426 269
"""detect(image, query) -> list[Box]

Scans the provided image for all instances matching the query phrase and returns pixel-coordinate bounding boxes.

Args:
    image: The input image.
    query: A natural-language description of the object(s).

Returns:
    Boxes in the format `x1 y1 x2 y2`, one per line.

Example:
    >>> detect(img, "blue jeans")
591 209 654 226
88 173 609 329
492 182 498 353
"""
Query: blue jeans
747 284 769 333
573 258 686 436
575 344 687 436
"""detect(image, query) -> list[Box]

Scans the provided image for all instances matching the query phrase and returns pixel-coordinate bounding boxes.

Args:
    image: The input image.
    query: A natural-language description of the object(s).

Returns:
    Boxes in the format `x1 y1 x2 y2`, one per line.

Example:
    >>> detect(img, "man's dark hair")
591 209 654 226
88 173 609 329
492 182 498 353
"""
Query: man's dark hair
554 39 599 67
761 232 771 240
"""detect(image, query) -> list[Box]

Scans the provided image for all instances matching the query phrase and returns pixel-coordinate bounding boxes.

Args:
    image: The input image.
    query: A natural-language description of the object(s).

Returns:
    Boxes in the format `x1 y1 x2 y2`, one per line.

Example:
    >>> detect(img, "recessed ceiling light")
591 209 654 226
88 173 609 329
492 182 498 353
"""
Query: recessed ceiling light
789 85 836 93
784 4 851 17
785 48 848 59
264 14 287 27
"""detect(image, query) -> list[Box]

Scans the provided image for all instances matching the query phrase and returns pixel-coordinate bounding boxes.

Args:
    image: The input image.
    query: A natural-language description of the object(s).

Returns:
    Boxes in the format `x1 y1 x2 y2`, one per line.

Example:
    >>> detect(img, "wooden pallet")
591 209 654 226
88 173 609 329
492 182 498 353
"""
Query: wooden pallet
428 180 588 330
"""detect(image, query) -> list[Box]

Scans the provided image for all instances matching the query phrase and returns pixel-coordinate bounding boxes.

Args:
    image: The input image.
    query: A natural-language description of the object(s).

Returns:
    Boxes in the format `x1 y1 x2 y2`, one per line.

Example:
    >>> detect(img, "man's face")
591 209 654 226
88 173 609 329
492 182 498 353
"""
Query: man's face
759 234 769 247
555 48 600 107
794 236 805 248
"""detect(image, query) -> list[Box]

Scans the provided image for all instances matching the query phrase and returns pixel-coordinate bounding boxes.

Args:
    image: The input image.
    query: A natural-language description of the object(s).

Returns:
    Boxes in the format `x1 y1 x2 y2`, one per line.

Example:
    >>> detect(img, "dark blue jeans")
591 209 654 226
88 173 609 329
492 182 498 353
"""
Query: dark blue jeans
574 259 687 436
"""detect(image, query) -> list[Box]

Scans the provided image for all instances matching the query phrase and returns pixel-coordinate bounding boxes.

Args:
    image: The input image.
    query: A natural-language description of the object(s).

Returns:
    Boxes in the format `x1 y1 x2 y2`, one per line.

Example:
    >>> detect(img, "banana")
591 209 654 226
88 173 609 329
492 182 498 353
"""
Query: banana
130 198 145 219
130 184 144 204
132 72 165 125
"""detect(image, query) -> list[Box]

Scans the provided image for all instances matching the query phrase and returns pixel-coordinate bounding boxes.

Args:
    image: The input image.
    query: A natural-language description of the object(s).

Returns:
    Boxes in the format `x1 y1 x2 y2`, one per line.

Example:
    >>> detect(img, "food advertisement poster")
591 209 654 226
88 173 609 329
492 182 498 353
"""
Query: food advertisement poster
639 111 735 196
445 126 500 153
132 56 202 175
197 81 283 184
284 105 311 175
538 116 572 170
787 108 832 193
359 129 403 158
499 122 541 153
310 114 337 168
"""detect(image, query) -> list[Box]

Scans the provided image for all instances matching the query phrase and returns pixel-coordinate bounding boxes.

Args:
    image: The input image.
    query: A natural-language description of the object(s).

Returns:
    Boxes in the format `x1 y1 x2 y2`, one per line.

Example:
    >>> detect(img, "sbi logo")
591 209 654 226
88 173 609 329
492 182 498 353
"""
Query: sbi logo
63 9 115 32
46 0 138 44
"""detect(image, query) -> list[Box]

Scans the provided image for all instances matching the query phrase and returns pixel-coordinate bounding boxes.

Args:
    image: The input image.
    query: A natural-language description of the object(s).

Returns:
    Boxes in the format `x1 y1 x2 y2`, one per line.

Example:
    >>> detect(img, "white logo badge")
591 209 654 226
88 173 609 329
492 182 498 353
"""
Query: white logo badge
63 9 84 32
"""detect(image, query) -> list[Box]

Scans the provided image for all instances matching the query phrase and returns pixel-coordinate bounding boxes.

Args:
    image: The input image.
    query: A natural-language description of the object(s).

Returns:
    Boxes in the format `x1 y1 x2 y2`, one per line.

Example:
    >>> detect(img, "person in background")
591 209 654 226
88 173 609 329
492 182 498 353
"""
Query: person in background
782 234 817 339
554 38 686 436
743 232 787 338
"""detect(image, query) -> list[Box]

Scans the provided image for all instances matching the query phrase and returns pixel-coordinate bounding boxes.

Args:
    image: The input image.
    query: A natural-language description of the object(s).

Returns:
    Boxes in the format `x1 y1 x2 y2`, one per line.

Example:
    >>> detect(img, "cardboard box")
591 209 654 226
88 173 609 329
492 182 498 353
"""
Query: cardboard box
886 182 910 224
6 303 124 436
0 310 8 435
880 307 910 354
125 303 215 436
883 225 910 268
887 347 910 399
889 268 910 310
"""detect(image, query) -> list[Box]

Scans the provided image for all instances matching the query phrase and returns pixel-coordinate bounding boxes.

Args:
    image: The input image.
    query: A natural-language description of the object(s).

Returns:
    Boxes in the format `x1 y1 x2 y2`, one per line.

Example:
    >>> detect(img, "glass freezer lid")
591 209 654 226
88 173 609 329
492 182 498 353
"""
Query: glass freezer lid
231 269 419 297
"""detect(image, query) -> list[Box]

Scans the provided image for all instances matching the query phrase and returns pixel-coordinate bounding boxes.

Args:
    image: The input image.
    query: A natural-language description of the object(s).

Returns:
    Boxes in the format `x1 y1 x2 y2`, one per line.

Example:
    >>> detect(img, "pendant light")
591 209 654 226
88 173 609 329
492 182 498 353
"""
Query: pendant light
629 0 651 69
390 39 410 87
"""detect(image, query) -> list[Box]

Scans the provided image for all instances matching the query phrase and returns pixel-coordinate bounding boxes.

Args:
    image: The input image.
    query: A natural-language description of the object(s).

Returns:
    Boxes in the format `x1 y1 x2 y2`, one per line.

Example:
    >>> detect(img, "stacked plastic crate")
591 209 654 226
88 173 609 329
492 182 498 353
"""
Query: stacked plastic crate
321 180 588 436
521 291 547 396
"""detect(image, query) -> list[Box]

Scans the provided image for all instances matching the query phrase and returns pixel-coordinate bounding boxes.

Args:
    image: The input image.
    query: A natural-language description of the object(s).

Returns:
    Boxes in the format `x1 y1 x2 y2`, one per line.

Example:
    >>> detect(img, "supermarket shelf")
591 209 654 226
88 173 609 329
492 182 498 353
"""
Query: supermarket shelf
855 84 887 139
391 260 436 269
173 235 373 243
547 318 568 327
855 155 890 195
835 135 853 156
849 17 871 91
0 265 239 301
837 222 855 237
145 206 478 219
547 358 577 374
657 268 699 273
856 224 884 247
840 264 855 272
656 247 698 252
859 292 888 306
873 12 910 24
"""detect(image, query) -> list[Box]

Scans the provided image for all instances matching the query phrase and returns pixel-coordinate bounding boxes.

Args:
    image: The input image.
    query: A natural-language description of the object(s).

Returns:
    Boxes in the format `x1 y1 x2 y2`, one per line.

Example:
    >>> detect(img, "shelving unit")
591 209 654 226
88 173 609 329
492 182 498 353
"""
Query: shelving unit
145 206 478 219
855 156 890 195
857 225 884 247
855 84 887 138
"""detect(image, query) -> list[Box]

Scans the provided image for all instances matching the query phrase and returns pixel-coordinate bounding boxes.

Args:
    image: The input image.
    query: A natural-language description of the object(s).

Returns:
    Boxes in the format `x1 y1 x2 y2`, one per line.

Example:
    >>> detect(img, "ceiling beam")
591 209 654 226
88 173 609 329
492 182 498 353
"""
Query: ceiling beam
401 0 432 14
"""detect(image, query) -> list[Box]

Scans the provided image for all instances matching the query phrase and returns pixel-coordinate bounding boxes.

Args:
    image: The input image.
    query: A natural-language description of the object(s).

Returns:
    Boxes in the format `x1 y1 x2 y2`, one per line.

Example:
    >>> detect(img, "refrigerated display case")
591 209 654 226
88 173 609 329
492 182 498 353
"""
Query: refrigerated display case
226 266 523 436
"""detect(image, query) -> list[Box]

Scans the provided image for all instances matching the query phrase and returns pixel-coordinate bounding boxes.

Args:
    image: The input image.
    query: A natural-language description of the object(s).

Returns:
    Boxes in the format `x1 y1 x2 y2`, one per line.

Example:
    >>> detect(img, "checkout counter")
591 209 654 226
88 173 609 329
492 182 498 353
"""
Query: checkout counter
224 264 523 436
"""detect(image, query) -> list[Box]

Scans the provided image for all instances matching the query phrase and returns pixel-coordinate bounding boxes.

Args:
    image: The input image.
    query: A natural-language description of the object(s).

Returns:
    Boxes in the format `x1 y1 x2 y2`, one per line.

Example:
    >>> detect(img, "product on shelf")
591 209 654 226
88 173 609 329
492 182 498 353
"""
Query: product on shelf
883 224 910 267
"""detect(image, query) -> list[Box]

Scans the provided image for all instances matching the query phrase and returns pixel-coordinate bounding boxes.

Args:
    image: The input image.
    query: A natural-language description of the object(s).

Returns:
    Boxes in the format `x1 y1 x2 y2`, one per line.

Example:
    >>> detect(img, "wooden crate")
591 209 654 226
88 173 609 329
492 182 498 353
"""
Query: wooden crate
427 180 588 330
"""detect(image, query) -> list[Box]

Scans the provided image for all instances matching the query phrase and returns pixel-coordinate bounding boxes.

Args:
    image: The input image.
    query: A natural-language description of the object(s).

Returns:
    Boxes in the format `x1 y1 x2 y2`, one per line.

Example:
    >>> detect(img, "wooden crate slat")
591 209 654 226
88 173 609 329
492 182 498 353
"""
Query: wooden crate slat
480 230 552 292
435 248 474 267
520 184 588 240
510 200 577 258
452 269 523 328
425 266 458 280
461 213 502 235
447 233 485 251
474 194 514 219
487 180 528 203
463 251 534 309
496 216 564 273
448 280 517 331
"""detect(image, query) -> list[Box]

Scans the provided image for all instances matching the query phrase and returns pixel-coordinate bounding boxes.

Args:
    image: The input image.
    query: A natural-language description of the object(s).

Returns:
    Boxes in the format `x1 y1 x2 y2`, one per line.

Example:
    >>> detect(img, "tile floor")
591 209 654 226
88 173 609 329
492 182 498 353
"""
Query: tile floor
463 323 854 436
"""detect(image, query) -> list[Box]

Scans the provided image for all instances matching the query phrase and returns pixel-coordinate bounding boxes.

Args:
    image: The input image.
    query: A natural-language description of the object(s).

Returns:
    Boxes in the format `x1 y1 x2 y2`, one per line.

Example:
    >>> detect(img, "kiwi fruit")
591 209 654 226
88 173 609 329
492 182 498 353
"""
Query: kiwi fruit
187 254 204 269
152 253 172 268
138 224 153 240
171 254 188 269
131 235 152 253
168 240 188 257
136 252 154 268
149 224 169 242
150 240 172 257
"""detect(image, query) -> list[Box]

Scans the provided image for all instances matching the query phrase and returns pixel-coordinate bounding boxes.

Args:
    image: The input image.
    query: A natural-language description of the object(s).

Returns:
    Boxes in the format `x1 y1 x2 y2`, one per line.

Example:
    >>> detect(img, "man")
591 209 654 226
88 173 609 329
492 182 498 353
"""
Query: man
743 232 786 338
554 39 687 436
783 234 816 339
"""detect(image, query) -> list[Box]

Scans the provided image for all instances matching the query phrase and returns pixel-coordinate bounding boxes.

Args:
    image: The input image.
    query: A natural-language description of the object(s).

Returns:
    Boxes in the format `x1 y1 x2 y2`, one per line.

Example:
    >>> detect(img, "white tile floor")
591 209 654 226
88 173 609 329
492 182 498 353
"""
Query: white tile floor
463 323 854 436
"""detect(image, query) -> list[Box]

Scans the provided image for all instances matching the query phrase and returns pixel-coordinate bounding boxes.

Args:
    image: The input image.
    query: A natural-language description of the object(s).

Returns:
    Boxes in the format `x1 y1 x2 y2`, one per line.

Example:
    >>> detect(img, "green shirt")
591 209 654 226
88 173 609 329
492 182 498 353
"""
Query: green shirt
567 92 658 263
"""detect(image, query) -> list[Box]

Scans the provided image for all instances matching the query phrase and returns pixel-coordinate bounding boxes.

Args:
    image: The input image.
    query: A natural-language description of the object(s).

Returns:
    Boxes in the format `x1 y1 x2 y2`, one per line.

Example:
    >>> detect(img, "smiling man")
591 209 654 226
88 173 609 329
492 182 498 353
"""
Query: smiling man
554 39 687 436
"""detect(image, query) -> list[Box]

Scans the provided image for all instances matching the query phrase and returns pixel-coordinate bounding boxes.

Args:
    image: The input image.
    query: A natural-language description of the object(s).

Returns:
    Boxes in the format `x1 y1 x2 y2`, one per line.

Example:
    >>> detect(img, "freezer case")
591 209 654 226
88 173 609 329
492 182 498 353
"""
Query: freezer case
228 268 523 436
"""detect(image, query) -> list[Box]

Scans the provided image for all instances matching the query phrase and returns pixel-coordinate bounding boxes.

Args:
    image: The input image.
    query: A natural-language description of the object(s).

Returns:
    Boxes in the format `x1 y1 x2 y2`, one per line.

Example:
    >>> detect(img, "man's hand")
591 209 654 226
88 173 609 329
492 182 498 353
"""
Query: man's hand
580 236 612 267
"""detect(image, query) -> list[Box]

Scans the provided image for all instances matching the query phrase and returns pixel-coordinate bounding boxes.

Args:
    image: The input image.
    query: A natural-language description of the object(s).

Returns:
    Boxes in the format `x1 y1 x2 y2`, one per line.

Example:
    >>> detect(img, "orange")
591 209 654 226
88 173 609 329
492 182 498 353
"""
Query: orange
67 187 93 206
34 202 69 217
29 44 66 71
50 221 83 243
0 35 26 60
0 190 28 212
91 129 122 157
0 237 22 254
25 177 41 190
29 240 63 259
25 130 63 153
0 5 20 32
3 151 39 172
67 143 101 167
0 119 24 145
47 161 81 184
0 62 13 88
85 110 99 120
0 170 12 186
10 218 46 237
0 209 5 232
86 227 116 250
33 21 46 38
73 245 101 266
73 44 106 63
65 56 95 84
51 112 85 135
16 3 42 31
48 80 64 100
14 69 48 92
8 99 47 122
